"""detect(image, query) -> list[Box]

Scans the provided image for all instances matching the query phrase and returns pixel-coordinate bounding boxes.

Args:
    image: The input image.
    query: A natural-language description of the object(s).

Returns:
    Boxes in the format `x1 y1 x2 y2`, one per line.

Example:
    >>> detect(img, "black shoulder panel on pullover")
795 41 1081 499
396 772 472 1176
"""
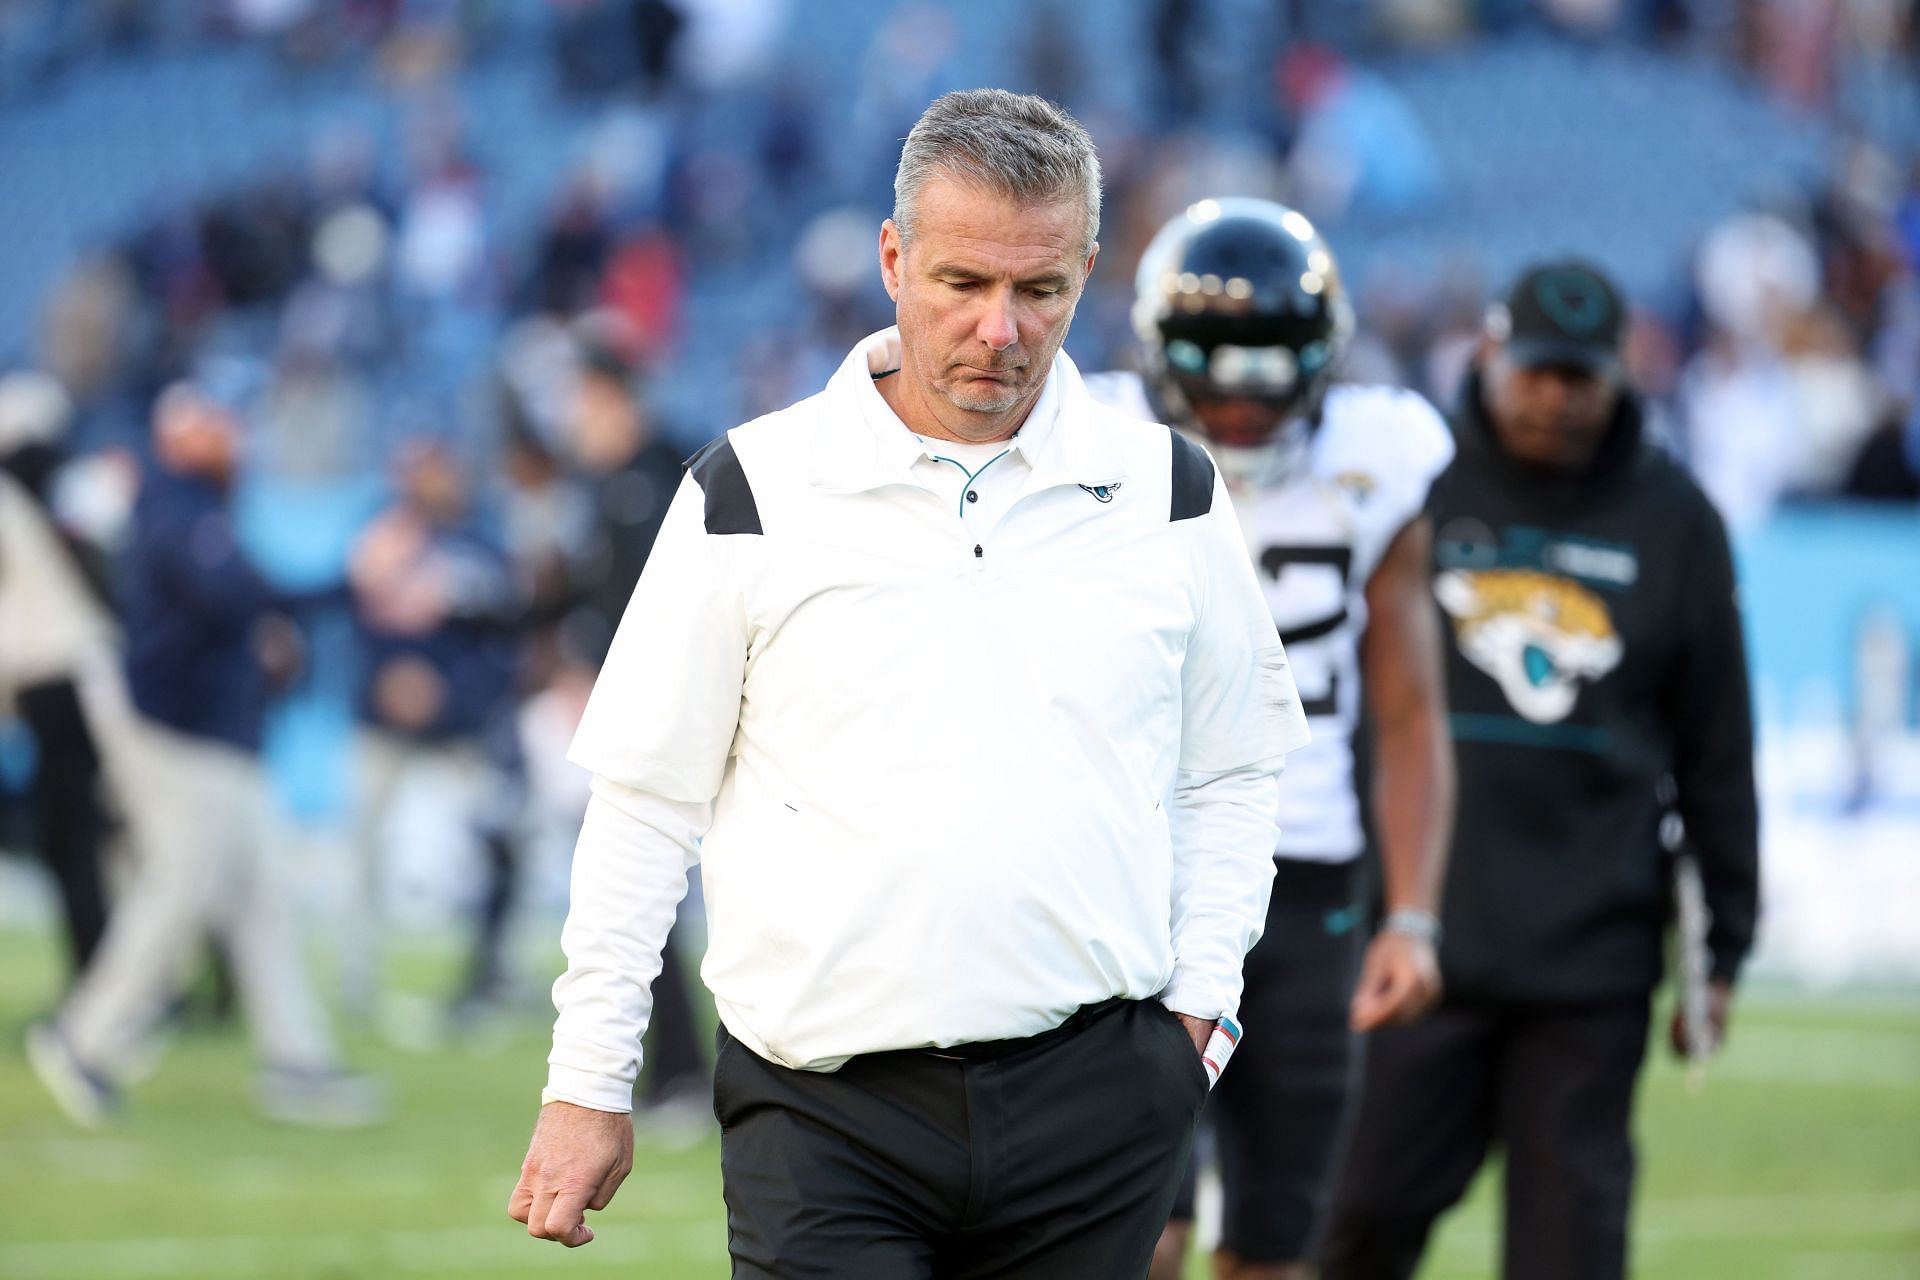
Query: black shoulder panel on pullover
686 435 762 535
1168 430 1215 522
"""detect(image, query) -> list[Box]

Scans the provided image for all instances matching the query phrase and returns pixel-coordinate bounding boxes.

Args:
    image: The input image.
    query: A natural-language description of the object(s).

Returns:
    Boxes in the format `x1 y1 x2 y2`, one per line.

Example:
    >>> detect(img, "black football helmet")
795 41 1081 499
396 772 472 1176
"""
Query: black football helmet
1132 198 1354 450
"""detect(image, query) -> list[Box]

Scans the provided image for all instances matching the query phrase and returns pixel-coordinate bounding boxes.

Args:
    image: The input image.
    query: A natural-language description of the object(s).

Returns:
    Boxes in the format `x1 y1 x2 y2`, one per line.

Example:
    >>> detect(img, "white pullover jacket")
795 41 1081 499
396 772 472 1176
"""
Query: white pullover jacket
547 330 1310 1111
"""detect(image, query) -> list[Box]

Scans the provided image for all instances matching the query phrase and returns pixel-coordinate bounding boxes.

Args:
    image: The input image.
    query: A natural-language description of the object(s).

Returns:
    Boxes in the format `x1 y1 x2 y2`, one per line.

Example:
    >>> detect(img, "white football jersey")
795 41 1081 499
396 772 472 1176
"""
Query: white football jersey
1085 372 1455 860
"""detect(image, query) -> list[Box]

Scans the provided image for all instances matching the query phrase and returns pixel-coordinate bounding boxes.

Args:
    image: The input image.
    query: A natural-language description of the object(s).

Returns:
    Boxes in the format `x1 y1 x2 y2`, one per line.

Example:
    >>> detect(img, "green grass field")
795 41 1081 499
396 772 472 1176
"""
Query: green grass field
2 927 1916 1280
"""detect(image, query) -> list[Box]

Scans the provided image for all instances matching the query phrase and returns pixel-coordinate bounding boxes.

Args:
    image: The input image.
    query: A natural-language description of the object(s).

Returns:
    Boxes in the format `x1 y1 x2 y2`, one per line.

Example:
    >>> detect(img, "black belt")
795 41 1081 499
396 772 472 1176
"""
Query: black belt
910 997 1134 1063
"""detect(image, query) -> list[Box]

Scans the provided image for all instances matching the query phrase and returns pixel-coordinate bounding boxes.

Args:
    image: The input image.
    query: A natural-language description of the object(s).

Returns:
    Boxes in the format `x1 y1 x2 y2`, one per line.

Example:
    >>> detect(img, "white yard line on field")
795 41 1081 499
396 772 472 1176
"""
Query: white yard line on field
1633 1188 1920 1241
0 1138 720 1214
0 1219 727 1279
3 1189 1912 1278
1709 1025 1920 1090
1426 1187 1920 1259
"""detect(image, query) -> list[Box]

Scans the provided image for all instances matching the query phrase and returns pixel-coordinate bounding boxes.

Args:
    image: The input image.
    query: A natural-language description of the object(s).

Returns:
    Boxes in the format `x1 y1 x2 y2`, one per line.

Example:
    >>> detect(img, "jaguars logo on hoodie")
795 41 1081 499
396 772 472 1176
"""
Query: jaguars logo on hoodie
1434 568 1623 724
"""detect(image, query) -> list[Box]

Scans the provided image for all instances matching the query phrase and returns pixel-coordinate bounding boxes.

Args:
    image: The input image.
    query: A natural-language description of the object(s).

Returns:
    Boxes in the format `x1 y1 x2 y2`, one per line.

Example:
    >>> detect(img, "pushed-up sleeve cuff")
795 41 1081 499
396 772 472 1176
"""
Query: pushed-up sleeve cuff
542 1057 636 1115
1158 971 1238 1026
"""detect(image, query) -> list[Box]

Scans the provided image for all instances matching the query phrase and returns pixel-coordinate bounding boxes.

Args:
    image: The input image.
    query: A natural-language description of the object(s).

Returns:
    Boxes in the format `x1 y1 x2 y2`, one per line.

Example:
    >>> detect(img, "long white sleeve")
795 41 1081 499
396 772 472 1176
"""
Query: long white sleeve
545 471 750 1111
1161 464 1308 1022
1162 763 1282 1021
544 776 710 1113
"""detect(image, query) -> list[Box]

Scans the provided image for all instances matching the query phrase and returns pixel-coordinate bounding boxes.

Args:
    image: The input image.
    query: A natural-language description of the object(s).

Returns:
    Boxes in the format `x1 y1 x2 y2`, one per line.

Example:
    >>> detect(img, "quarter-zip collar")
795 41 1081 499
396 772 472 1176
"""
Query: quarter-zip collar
813 328 1128 497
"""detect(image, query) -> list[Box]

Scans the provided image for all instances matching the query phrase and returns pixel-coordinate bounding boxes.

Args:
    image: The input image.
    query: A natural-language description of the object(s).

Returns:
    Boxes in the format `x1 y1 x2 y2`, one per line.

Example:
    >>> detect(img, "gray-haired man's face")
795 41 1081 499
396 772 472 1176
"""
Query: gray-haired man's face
879 171 1096 441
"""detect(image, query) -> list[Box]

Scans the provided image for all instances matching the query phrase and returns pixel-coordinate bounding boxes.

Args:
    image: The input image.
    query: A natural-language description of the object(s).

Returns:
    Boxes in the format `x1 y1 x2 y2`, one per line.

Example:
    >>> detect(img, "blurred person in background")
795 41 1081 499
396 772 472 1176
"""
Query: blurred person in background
552 0 687 101
489 321 710 1115
496 420 593 681
491 417 599 919
1321 261 1761 1280
1680 207 1895 528
1092 199 1454 1280
556 342 684 665
1274 44 1443 227
344 438 524 1030
1842 398 1920 499
25 380 381 1130
0 371 118 983
552 339 711 1131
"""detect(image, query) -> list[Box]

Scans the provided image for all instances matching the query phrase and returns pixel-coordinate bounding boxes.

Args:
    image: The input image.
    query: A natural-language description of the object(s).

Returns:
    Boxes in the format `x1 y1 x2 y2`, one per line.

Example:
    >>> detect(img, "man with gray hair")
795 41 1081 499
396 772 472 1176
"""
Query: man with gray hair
510 88 1310 1277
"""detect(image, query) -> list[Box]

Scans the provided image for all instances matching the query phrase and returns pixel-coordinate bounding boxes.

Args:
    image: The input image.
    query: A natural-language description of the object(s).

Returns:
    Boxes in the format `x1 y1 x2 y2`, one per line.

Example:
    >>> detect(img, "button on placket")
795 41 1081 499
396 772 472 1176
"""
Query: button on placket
919 444 1016 573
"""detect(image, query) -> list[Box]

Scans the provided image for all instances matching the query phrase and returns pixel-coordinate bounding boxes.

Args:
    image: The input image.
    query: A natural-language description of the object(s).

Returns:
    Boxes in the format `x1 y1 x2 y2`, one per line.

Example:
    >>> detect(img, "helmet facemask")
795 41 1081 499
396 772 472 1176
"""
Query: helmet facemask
1133 199 1354 482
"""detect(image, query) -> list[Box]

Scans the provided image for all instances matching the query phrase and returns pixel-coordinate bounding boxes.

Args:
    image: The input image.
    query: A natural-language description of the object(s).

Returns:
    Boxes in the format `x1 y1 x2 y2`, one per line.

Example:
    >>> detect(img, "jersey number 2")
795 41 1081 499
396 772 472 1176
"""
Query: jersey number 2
1258 545 1353 718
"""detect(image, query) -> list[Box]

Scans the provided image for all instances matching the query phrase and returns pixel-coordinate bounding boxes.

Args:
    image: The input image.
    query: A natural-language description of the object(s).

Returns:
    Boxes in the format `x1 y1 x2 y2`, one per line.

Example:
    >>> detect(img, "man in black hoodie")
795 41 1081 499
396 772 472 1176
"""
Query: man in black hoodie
1321 261 1760 1280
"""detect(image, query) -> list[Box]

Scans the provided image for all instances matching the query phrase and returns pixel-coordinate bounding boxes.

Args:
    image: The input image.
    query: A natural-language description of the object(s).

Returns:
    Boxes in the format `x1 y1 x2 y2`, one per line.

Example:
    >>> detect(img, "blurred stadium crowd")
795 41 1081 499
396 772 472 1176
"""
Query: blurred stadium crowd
1 0 1917 497
1 0 1917 1119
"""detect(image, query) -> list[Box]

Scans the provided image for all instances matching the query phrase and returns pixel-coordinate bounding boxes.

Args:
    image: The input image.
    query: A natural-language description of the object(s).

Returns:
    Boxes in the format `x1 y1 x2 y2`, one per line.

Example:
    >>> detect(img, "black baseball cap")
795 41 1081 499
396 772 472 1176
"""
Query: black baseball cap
1493 259 1624 372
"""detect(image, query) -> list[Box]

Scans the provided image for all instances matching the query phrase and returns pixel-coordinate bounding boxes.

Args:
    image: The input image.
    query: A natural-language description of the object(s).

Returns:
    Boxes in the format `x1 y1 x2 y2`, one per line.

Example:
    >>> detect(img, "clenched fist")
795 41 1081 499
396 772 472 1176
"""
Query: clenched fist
508 1101 635 1248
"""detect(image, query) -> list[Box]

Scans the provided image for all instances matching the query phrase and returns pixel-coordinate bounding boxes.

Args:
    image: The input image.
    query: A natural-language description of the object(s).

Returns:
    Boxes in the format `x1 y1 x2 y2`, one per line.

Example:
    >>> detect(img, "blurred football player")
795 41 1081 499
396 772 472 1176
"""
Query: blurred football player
1089 199 1455 1280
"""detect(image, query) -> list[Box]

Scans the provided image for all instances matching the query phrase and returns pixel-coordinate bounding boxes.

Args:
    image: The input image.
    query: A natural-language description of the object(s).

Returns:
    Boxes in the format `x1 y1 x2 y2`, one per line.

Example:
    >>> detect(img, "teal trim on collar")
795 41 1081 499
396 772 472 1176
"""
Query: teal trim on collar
810 329 1130 496
929 448 1013 516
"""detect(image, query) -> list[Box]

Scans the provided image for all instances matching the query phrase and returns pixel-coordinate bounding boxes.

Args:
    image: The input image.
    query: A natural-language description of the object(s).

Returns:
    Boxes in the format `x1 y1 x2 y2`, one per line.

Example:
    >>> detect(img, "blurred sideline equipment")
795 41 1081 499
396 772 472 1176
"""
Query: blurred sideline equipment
1675 851 1716 1093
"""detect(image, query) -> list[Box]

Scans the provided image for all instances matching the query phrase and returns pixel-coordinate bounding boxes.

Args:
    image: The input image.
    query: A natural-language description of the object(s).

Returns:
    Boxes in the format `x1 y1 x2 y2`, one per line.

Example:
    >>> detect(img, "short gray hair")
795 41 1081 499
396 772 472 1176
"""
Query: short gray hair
893 89 1102 255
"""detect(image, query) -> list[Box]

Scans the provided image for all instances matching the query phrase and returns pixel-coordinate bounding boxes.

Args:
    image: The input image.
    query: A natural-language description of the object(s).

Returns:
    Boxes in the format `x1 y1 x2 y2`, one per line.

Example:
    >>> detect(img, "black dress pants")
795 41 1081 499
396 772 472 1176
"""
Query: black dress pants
1321 996 1651 1280
715 998 1208 1279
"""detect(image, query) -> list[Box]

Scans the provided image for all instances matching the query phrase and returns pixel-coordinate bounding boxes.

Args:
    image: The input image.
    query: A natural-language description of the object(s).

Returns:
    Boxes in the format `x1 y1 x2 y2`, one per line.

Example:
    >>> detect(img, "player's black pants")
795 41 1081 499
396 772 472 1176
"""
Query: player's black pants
16 678 109 979
1169 856 1368 1260
638 927 706 1101
714 997 1207 1279
1321 995 1651 1280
